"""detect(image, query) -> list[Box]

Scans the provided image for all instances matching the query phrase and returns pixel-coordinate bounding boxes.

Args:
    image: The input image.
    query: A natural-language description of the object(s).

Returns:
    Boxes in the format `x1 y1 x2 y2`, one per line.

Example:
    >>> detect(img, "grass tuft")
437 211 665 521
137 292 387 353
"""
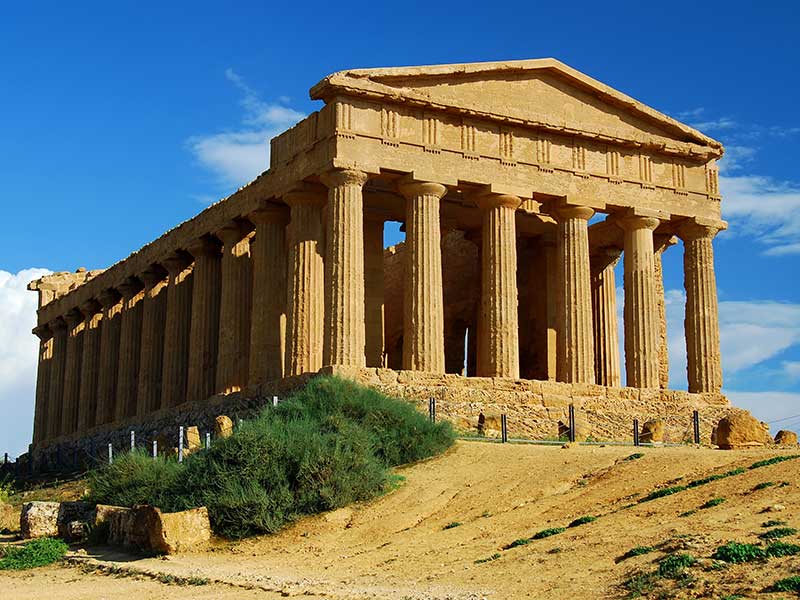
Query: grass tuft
624 453 645 461
503 538 531 550
753 481 775 491
475 553 501 564
0 538 68 570
765 541 800 557
700 497 726 509
768 575 800 593
657 553 696 578
442 522 462 530
532 527 566 540
617 546 655 562
712 542 766 563
761 519 787 528
568 515 597 528
758 527 797 541
88 376 455 539
749 455 800 470
638 486 686 503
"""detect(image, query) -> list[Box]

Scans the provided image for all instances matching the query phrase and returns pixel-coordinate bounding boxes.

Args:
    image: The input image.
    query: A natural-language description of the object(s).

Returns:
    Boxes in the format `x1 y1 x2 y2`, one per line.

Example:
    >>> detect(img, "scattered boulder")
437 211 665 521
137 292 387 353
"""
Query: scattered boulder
20 501 60 538
107 505 211 554
214 415 233 439
715 412 771 449
186 426 202 454
640 420 664 444
0 501 17 533
775 430 798 446
558 417 591 442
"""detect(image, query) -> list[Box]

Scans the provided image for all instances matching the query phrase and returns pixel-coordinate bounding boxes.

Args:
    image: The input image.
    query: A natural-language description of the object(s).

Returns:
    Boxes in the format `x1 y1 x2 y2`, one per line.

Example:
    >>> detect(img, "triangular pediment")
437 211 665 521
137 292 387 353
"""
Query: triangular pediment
311 59 722 155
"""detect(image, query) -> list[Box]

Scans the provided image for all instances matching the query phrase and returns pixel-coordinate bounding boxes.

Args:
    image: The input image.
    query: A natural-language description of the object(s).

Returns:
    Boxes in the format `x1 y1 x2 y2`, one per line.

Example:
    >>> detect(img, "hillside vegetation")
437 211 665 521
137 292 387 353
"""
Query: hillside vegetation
88 376 454 538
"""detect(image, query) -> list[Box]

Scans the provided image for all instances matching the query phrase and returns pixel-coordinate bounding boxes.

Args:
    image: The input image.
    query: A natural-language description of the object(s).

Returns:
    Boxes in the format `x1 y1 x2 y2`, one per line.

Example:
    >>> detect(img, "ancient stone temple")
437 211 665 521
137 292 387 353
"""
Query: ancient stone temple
28 59 734 460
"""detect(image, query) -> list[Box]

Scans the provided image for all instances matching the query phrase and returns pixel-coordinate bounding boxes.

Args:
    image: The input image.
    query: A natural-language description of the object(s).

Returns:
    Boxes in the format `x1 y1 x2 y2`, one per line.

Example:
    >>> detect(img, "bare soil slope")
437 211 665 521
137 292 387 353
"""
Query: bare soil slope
4 441 800 599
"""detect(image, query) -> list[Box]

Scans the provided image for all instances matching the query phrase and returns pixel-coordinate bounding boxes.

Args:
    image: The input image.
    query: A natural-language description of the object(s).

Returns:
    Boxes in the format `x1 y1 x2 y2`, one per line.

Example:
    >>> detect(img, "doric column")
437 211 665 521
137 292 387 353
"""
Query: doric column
32 325 53 445
115 278 144 421
476 193 521 379
553 204 595 383
320 169 369 368
248 206 288 385
654 235 677 389
61 309 84 436
616 213 661 388
161 254 193 408
679 218 725 393
136 267 168 415
285 189 325 376
96 289 122 424
77 300 102 432
363 211 385 368
216 222 253 393
398 180 447 373
47 318 67 439
186 236 223 402
590 248 622 387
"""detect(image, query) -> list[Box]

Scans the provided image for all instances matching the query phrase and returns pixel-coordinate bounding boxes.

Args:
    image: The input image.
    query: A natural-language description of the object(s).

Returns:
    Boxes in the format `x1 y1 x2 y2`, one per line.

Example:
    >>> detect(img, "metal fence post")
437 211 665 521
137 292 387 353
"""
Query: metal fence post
152 440 157 459
633 418 640 446
501 414 508 443
205 432 211 449
272 396 279 407
107 443 113 465
3 453 7 465
178 426 184 463
568 404 576 443
693 410 701 444
429 398 436 422
130 430 135 452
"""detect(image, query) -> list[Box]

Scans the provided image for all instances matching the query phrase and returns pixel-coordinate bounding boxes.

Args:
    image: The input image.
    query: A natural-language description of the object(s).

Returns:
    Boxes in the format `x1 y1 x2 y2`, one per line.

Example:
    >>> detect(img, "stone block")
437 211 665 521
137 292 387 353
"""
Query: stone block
186 426 201 453
0 501 17 533
775 430 798 446
715 412 772 449
20 501 60 539
640 419 664 443
107 505 211 555
214 415 233 438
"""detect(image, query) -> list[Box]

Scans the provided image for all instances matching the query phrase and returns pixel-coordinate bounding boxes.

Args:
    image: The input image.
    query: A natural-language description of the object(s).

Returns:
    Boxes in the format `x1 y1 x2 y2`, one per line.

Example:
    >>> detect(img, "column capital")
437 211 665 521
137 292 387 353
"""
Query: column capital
473 192 522 211
64 308 84 328
249 204 289 225
590 246 622 271
117 277 144 300
677 217 727 241
397 179 447 200
33 324 52 340
162 252 193 277
654 234 679 254
320 168 368 188
216 220 254 246
49 316 67 332
284 183 327 207
552 204 595 222
186 235 222 258
141 266 168 290
98 288 122 309
79 299 102 319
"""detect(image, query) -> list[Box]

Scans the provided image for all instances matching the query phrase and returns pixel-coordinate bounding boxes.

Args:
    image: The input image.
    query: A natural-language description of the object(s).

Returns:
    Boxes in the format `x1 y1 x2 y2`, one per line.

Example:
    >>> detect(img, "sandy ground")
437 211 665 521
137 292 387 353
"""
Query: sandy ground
3 441 800 599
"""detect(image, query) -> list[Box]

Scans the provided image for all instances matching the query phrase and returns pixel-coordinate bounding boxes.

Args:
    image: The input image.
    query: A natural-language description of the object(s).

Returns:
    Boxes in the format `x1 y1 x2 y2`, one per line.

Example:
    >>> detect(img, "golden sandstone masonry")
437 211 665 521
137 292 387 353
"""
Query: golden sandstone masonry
26 59 737 458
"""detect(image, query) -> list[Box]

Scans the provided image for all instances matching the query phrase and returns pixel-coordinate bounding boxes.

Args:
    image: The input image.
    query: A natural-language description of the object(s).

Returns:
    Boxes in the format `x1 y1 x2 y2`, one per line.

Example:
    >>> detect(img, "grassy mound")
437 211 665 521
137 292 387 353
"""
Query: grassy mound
89 377 454 538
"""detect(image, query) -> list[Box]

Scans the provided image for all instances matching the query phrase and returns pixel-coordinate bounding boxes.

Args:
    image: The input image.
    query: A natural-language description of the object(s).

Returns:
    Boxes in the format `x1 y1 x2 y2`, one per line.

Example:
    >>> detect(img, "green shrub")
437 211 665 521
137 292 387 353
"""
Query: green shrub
753 481 775 490
443 522 462 530
0 538 68 570
700 497 726 509
624 453 644 461
568 515 597 527
679 510 697 518
712 542 766 563
768 575 800 593
761 519 787 528
658 553 696 578
765 541 800 557
0 477 12 503
638 486 687 503
759 527 797 540
88 377 455 538
617 546 655 562
623 572 659 597
503 538 531 549
749 455 800 470
532 527 565 539
475 553 501 564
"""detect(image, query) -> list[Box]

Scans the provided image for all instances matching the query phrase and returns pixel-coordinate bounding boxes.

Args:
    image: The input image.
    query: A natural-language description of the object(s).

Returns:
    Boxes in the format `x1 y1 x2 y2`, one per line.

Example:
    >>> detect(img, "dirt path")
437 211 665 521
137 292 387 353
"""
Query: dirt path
5 441 800 598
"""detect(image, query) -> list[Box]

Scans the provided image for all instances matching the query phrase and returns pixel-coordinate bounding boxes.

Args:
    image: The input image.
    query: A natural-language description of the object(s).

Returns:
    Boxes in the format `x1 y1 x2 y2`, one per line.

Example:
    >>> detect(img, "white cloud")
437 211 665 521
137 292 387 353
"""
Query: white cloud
186 68 304 191
0 268 51 459
782 361 800 382
720 174 800 255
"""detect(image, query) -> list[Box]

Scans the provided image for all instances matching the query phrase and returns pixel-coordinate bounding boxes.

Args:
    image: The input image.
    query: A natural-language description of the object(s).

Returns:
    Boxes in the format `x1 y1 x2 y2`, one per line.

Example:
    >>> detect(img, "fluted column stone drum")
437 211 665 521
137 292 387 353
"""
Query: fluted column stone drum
96 289 122 425
115 278 144 421
590 248 622 387
136 267 168 416
61 309 85 436
398 180 447 373
77 300 102 432
161 254 193 408
47 318 68 439
32 325 53 445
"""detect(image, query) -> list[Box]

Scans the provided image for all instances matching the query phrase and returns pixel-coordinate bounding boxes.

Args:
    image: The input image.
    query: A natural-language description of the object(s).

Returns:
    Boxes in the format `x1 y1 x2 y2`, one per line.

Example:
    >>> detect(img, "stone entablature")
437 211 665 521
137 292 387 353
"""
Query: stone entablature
28 59 730 452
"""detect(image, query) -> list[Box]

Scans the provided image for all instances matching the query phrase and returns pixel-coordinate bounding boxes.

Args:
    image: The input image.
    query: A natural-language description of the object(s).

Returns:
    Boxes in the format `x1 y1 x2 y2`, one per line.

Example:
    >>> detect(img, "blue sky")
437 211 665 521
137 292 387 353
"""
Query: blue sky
1 1 799 455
